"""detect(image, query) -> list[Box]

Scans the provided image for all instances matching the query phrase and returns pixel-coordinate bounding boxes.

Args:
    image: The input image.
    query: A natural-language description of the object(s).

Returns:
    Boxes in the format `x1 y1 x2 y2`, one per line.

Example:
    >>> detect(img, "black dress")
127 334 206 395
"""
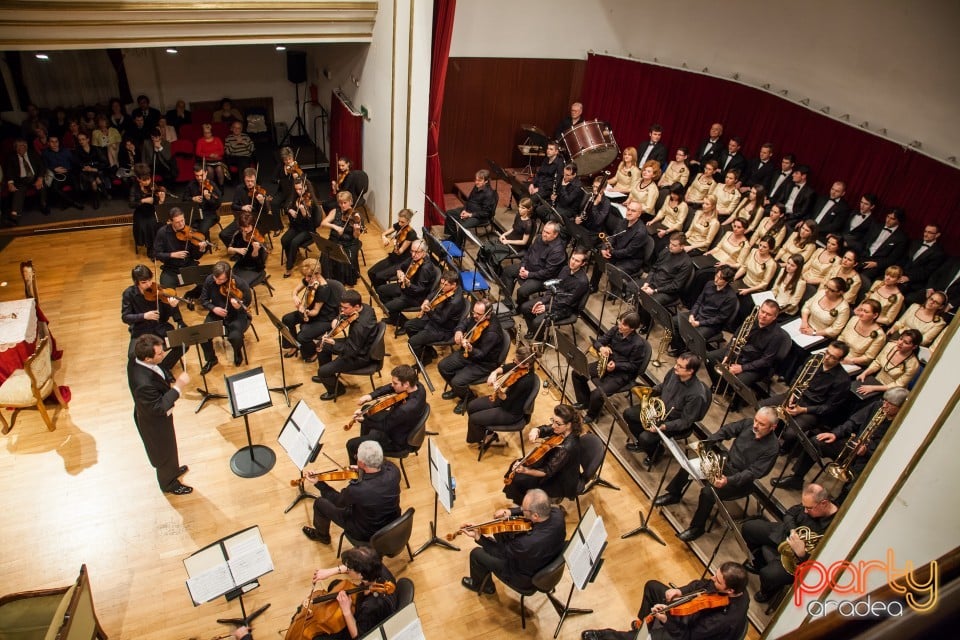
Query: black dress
322 208 362 285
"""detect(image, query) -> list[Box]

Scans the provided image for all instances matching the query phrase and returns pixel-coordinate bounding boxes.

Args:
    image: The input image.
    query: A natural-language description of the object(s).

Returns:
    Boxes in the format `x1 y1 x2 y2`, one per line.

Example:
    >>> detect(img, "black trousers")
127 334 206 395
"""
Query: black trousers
465 396 521 443
664 468 753 530
572 363 632 419
312 482 365 540
742 519 796 595
281 312 330 358
200 313 250 363
315 351 373 393
438 353 494 399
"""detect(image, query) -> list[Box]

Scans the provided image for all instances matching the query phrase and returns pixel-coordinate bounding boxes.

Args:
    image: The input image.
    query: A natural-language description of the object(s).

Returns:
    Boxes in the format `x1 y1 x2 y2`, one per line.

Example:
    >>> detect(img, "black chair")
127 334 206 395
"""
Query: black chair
395 577 415 609
575 431 606 518
396 264 443 337
382 405 431 488
480 552 568 630
621 340 654 407
334 321 387 402
339 507 417 561
478 374 541 461
353 170 371 225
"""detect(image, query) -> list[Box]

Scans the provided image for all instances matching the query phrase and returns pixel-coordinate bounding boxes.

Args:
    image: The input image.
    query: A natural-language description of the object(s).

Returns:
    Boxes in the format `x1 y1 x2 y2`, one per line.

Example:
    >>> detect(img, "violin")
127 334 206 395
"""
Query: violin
489 361 532 401
503 433 564 485
419 288 454 318
219 277 248 312
462 311 492 358
175 225 207 248
243 227 266 244
202 178 215 194
292 469 361 485
284 580 395 640
142 282 196 311
344 391 409 430
446 516 533 541
287 161 304 180
249 184 268 200
640 590 730 626
323 312 358 342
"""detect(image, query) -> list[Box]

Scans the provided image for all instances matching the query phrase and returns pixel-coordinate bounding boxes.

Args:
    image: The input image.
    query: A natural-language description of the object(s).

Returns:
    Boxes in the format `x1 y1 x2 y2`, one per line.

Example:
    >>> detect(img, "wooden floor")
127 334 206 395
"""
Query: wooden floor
0 220 761 640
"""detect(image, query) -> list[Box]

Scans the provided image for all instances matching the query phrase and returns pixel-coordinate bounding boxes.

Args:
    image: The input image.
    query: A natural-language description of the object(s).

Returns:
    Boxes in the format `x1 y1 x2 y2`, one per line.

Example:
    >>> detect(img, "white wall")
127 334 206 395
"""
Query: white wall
451 0 960 165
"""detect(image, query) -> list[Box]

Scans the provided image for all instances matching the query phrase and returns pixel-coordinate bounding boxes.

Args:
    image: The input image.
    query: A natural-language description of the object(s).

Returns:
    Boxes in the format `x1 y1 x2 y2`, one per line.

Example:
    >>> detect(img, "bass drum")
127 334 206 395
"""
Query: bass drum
559 120 619 176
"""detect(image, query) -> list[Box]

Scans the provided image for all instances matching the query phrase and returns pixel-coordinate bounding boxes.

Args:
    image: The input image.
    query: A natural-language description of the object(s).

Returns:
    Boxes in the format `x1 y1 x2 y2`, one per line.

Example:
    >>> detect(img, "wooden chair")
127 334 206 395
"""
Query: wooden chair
0 336 68 434
0 564 108 639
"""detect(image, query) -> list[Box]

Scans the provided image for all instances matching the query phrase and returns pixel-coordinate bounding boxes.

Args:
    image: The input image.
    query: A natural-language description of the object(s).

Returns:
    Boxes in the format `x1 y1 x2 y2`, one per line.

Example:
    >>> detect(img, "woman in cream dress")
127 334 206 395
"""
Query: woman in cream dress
864 266 905 326
648 185 689 254
886 290 947 346
749 203 788 250
777 219 818 266
855 329 921 395
734 235 778 295
771 254 806 317
658 147 690 190
725 185 766 234
607 146 639 195
800 277 850 339
823 248 862 305
839 299 886 367
712 169 743 220
684 160 717 207
801 234 842 288
627 162 660 216
684 194 720 255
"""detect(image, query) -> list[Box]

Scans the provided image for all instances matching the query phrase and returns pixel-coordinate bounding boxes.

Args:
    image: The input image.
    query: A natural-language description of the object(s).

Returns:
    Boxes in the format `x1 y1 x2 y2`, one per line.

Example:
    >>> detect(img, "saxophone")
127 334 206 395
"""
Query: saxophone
778 526 824 575
776 353 824 422
826 405 887 482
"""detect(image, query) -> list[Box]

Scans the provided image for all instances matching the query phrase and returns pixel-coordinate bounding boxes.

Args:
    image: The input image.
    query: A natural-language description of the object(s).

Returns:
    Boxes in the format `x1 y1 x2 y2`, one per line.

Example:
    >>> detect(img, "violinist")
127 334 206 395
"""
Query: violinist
199 261 252 371
121 264 186 371
465 344 538 446
313 290 378 401
183 164 221 241
227 212 268 285
438 300 504 414
153 207 208 299
580 562 749 640
295 547 398 640
281 179 322 277
282 259 344 363
367 209 417 288
502 403 581 504
345 365 427 464
221 168 266 247
130 162 165 257
320 190 362 286
375 240 438 331
277 146 300 205
322 156 365 213
460 488 565 596
404 269 464 366
302 441 401 546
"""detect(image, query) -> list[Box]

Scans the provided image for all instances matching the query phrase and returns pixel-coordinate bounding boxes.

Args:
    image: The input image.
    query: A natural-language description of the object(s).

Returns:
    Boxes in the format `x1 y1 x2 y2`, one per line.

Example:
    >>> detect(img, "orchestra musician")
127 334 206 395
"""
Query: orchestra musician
519 249 590 340
153 207 208 299
226 211 268 286
282 259 344 363
199 260 252 371
404 269 464 366
589 200 650 292
367 208 417 288
277 146 300 205
624 353 710 467
706 299 790 391
635 231 694 331
443 169 497 247
312 290 378 401
301 440 401 546
375 240 438 331
528 141 564 215
320 191 363 287
554 102 584 140
222 168 268 248
742 483 838 603
503 403 582 504
466 344 538 446
773 388 908 492
669 266 738 356
653 407 780 542
569 175 611 249
478 197 534 270
121 264 187 372
130 162 165 257
500 221 566 310
183 164 222 243
323 155 365 213
460 488 566 596
344 364 427 463
535 161 581 223
581 562 749 640
572 311 650 424
438 299 504 414
281 179 322 278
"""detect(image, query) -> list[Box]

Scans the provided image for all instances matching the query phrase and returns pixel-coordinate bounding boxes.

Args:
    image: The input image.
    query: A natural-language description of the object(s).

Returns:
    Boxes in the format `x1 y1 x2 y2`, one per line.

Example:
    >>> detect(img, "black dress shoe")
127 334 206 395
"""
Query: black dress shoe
311 375 324 383
395 325 407 336
460 577 496 595
625 441 644 453
771 475 804 490
642 452 663 468
441 390 458 400
320 387 347 401
753 590 774 603
233 351 244 366
302 527 331 544
177 465 189 477
743 561 759 575
652 493 680 507
200 359 218 375
453 399 468 415
677 527 705 542
284 348 299 358
164 483 193 495
572 402 586 411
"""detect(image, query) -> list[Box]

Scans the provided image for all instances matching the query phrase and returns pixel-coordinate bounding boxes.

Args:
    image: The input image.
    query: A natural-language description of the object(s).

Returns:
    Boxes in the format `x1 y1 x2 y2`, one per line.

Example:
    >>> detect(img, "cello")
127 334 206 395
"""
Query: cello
284 580 395 640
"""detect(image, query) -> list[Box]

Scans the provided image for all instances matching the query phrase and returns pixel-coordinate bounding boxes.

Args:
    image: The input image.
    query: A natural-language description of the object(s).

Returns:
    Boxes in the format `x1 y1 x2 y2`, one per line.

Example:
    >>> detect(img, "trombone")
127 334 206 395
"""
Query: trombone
776 353 824 422
826 404 886 482
712 305 759 402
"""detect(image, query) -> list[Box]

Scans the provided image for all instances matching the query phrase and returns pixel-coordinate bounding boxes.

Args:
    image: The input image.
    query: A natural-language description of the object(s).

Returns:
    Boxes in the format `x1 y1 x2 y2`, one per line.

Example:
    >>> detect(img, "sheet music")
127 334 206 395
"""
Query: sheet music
228 544 274 586
585 516 607 560
278 425 312 469
781 317 823 348
380 603 425 640
292 400 325 443
428 440 454 513
565 541 593 590
233 372 271 411
186 563 235 605
686 457 706 481
751 290 775 307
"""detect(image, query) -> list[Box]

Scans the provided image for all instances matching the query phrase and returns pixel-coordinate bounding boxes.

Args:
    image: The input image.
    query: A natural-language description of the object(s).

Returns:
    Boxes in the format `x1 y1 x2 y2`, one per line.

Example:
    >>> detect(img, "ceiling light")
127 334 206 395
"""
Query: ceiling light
276 45 287 51
166 48 178 54
35 53 49 60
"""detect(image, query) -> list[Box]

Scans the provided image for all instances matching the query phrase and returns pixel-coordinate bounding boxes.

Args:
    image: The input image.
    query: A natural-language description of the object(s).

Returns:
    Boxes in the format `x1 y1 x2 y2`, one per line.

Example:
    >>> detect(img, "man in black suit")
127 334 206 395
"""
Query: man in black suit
900 224 947 300
810 180 851 238
553 102 584 140
134 94 162 129
127 334 192 495
313 289 379 400
775 164 815 225
689 122 724 175
919 258 960 312
767 154 796 203
860 207 909 280
716 136 747 178
3 138 49 223
443 169 498 245
841 193 879 251
637 124 668 170
741 142 777 193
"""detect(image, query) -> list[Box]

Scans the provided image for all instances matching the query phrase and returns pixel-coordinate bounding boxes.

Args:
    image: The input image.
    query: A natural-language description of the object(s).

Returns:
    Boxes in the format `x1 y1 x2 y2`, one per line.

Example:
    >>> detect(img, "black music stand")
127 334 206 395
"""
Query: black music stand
715 366 758 428
166 321 227 413
260 304 304 406
358 272 390 316
622 426 679 546
407 342 435 394
636 287 674 367
587 396 622 492
178 263 215 288
277 399 325 512
486 158 527 211
677 313 708 363
597 263 636 336
225 367 275 478
555 328 589 405
414 438 459 556
766 415 827 510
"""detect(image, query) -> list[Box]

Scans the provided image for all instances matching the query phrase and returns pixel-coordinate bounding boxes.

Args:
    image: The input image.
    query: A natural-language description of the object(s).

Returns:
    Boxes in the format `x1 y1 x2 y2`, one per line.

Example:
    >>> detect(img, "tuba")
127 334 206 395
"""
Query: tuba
778 526 823 575
776 353 824 422
826 405 887 482
632 386 666 431
690 440 725 484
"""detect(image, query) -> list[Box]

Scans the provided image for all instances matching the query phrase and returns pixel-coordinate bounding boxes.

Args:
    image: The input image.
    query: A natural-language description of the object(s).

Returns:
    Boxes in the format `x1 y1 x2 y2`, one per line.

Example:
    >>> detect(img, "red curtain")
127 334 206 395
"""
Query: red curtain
424 0 456 226
329 90 363 170
580 54 960 248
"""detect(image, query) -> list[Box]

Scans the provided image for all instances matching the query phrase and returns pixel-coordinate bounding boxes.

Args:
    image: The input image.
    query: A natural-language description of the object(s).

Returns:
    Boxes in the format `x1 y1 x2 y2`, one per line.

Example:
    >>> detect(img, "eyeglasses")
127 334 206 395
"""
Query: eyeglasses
550 418 568 427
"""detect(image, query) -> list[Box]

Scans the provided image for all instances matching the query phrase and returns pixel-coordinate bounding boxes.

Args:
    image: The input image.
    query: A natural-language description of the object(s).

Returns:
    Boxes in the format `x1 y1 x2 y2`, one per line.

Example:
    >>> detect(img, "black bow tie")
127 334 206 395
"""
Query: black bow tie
883 227 895 232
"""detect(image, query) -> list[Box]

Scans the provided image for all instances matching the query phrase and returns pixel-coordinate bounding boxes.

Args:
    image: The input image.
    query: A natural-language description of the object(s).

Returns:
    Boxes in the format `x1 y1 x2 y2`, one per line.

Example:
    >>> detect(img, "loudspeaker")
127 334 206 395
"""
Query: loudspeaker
286 51 307 84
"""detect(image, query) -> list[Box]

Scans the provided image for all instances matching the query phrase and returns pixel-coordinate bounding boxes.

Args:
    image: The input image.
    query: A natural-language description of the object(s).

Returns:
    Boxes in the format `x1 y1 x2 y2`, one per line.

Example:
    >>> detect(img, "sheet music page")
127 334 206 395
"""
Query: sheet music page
186 563 235 605
228 544 274 586
751 290 775 307
223 527 263 557
278 425 311 469
781 318 822 348
381 603 426 640
301 410 325 445
233 373 271 412
564 537 592 590
429 442 454 513
686 456 706 481
585 515 607 560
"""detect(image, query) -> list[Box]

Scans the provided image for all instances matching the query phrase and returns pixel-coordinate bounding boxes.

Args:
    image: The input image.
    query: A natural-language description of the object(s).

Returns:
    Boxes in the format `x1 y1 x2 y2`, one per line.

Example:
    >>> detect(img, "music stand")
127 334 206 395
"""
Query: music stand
715 366 758 428
636 287 674 367
555 328 589 404
183 525 273 632
178 263 215 288
698 482 752 578
260 304 303 407
407 342 435 394
166 321 227 413
310 232 351 265
414 438 459 556
277 399 326 512
552 506 601 638
587 396 623 492
597 263 636 335
224 367 275 478
677 313 708 363
486 158 527 210
358 272 390 316
359 602 425 640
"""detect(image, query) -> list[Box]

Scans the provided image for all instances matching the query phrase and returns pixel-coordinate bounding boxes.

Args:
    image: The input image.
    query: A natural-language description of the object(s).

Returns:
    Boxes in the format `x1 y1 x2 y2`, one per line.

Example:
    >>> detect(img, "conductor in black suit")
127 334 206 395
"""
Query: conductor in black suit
127 334 193 495
810 181 851 239
860 208 909 280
